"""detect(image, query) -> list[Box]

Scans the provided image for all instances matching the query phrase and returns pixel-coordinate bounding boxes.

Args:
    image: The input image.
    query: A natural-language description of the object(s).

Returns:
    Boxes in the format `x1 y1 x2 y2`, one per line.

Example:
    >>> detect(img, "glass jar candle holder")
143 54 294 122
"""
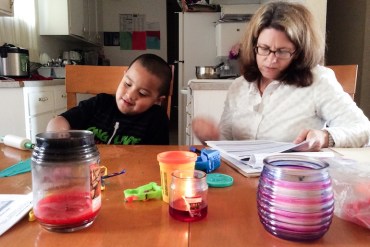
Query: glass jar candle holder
31 130 101 232
169 170 208 222
257 155 334 241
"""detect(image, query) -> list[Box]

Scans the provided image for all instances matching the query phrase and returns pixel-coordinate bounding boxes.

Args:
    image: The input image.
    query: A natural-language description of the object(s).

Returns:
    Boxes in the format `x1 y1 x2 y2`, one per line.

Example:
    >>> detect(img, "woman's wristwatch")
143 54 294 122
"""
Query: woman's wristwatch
326 130 335 147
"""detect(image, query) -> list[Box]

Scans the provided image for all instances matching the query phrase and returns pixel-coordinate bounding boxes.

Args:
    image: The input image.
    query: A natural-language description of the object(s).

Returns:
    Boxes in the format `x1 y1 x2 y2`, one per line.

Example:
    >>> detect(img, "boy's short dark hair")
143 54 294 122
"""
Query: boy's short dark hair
129 53 172 96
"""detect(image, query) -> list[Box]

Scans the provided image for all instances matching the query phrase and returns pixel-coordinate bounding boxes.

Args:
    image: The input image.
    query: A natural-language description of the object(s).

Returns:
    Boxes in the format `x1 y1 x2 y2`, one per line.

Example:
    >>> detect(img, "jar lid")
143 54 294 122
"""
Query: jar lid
0 43 29 55
206 173 233 188
157 151 197 164
32 130 99 162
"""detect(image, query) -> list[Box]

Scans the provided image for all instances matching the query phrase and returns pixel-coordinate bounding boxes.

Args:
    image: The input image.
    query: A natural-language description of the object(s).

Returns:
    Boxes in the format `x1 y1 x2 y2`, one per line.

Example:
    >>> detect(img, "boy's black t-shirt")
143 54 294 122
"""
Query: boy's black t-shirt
61 93 169 145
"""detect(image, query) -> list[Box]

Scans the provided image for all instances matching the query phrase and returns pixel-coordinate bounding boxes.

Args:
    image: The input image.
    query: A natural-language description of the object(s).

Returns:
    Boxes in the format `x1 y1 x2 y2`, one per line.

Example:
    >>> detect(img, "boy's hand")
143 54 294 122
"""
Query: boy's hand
46 116 71 132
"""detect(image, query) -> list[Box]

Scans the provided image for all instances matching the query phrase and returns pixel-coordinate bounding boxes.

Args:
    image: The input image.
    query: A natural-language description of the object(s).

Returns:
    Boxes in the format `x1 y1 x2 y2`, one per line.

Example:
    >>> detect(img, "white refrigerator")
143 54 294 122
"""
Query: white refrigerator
177 12 221 145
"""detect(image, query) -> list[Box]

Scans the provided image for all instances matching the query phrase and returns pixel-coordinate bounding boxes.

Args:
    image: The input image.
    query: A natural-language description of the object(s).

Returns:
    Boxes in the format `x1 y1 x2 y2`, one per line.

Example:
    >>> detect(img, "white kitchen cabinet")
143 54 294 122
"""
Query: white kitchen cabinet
0 82 66 143
38 0 102 45
0 0 13 16
186 79 232 145
53 85 68 115
215 22 248 57
38 0 84 37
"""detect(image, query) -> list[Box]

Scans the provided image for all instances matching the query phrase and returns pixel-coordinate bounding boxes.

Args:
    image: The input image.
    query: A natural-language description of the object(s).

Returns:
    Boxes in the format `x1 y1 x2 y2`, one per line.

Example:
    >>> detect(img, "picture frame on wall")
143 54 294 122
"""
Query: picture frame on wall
104 32 120 46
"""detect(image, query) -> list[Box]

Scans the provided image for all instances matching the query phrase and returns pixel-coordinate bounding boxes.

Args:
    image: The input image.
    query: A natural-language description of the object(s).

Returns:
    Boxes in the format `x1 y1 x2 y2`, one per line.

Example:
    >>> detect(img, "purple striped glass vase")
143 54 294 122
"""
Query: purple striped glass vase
257 155 334 241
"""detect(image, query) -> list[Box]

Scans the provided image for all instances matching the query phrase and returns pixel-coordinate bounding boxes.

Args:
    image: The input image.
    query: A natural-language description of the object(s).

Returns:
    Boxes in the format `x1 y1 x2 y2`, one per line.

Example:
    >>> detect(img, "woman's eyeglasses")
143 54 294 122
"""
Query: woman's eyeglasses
255 46 295 59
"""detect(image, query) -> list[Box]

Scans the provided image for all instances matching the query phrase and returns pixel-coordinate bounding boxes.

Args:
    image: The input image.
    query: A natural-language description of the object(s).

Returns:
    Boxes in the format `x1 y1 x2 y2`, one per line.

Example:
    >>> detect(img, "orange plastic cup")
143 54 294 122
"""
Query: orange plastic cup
157 151 197 203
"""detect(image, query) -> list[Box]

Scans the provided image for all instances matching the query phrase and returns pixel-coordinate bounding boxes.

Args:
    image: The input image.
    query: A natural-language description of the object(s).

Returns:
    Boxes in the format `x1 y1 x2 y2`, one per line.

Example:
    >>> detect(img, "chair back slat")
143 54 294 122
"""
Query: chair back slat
326 65 357 99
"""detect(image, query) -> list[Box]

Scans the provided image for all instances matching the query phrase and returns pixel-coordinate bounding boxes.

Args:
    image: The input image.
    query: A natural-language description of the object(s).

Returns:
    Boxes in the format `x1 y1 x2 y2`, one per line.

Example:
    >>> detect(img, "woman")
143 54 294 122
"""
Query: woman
192 1 370 151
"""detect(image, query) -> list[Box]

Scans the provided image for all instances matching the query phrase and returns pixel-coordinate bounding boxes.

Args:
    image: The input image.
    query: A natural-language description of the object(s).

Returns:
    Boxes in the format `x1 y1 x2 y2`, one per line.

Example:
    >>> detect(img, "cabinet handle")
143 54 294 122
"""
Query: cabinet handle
38 97 48 102
61 94 67 98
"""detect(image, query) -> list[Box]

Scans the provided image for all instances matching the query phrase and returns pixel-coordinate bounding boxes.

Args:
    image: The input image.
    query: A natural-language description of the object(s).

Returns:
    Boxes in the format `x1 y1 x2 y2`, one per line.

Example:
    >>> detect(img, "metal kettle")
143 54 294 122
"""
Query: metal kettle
0 43 30 77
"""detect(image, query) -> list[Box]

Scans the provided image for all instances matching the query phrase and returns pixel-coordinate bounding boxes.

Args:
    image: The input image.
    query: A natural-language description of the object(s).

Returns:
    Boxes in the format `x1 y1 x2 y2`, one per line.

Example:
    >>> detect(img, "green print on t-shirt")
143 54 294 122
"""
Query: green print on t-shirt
88 127 109 142
112 135 141 145
87 127 141 145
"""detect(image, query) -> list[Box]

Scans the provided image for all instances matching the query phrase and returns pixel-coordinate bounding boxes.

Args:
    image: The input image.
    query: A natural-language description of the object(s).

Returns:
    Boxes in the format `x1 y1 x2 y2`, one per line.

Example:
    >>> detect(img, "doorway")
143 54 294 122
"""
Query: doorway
167 0 181 144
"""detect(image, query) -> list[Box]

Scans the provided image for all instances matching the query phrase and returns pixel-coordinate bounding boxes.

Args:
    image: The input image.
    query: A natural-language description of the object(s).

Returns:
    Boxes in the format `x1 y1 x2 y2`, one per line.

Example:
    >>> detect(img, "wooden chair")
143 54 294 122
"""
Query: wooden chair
326 65 358 99
65 64 174 118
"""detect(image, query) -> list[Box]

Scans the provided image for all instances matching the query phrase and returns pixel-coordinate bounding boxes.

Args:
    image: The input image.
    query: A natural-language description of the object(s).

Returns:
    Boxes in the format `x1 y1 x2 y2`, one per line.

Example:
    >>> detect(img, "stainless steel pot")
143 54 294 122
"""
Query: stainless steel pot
195 62 224 79
0 43 30 77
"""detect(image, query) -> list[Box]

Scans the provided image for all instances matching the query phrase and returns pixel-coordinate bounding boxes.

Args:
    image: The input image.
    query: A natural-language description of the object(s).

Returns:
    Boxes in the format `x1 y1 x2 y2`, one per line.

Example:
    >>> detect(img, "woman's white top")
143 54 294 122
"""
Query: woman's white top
219 65 370 147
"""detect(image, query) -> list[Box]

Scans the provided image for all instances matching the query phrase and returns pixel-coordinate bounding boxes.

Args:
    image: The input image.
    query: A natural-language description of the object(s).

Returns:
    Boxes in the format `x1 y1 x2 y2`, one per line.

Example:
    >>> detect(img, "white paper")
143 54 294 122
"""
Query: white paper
331 147 370 163
120 14 146 32
221 154 262 177
0 193 33 236
206 140 310 162
206 140 334 176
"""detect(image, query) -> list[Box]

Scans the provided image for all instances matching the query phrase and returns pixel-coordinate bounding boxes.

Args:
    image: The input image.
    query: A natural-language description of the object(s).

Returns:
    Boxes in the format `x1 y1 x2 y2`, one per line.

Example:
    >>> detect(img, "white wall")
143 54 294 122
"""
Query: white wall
102 0 167 66
37 36 89 61
291 0 327 40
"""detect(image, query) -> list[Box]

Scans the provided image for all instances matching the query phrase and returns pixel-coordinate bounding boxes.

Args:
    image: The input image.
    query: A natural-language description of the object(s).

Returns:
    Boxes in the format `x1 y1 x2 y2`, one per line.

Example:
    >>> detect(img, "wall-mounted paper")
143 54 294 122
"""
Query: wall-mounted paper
119 14 160 50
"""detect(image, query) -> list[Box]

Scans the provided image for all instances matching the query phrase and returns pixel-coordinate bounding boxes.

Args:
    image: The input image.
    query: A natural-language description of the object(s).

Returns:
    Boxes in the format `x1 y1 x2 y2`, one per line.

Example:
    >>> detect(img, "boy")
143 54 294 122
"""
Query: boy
46 53 172 145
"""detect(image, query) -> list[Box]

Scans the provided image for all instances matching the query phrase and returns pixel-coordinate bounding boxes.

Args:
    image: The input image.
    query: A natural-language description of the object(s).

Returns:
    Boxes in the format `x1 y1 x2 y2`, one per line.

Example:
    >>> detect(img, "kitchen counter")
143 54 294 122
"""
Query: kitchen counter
188 78 234 90
0 78 65 88
186 78 234 145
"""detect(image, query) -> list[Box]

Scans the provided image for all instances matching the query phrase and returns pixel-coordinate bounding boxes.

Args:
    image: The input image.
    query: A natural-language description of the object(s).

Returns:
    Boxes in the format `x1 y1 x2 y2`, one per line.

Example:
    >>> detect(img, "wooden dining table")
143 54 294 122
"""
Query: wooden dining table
0 144 369 247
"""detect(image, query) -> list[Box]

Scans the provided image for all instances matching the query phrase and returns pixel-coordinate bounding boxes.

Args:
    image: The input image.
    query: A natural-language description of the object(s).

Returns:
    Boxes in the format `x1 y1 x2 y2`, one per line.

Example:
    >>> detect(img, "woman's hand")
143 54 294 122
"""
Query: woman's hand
293 129 329 151
192 117 220 145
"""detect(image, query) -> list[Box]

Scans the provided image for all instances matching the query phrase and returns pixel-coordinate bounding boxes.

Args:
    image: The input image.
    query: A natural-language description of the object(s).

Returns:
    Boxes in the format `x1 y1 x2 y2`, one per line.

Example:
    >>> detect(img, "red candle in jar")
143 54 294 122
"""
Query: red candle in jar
169 170 208 222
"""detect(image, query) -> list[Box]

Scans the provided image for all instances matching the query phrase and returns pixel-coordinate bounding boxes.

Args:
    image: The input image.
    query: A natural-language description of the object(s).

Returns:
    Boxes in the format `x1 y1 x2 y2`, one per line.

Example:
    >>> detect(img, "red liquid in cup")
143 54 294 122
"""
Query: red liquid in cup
169 198 207 222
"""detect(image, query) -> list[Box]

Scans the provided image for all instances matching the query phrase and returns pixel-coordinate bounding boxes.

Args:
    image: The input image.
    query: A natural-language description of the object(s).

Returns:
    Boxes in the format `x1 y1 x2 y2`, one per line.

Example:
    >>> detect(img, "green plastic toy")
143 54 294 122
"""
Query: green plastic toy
123 182 162 202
